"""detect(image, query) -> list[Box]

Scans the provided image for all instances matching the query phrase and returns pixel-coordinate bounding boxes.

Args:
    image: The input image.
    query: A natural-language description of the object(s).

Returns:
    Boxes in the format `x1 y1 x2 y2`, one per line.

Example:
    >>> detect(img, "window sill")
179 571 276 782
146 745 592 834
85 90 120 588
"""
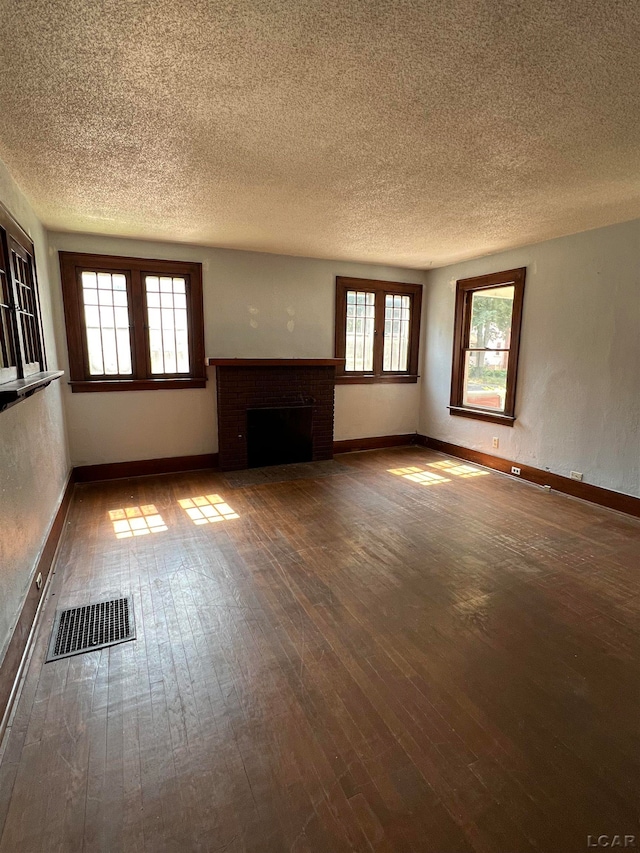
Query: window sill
69 378 207 393
0 370 64 413
448 406 516 426
336 374 419 385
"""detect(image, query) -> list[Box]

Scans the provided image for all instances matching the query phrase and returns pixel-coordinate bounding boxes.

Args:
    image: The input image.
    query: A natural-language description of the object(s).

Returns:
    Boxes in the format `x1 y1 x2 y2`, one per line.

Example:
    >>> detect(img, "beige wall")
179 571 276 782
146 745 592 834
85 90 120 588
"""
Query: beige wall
0 163 70 665
420 219 640 497
47 232 425 465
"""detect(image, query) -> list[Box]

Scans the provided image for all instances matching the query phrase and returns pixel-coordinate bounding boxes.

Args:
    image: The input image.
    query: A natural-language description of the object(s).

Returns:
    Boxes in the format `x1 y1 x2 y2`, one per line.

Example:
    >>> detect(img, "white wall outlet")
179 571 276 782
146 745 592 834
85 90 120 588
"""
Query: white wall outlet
511 466 521 475
570 471 583 481
492 437 499 449
35 572 42 590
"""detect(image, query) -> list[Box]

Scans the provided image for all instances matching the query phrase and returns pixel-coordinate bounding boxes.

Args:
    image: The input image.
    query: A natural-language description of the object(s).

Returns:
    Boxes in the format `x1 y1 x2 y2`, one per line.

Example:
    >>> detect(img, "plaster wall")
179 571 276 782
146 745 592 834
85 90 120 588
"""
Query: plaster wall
0 163 70 665
419 219 640 497
47 232 424 465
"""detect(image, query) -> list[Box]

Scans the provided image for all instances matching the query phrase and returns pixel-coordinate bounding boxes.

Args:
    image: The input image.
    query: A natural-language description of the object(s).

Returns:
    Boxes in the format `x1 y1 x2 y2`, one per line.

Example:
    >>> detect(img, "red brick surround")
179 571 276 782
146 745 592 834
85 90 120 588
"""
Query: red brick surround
214 362 338 470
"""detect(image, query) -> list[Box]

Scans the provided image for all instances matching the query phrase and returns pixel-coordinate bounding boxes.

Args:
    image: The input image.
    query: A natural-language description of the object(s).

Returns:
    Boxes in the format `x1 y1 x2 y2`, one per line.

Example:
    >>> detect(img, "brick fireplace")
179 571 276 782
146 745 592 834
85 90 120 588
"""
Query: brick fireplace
208 359 343 471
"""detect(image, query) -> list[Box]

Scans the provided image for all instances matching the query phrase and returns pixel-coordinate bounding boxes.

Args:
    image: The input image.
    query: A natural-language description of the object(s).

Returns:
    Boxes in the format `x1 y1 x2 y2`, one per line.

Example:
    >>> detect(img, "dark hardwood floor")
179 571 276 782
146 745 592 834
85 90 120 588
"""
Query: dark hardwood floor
1 447 639 852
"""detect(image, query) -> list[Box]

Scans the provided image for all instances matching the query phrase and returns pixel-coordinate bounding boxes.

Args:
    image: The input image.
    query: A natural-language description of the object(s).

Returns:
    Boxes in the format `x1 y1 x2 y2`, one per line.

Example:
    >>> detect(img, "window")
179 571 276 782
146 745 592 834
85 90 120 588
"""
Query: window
59 253 206 392
0 206 47 385
0 202 56 411
335 277 422 383
449 267 526 425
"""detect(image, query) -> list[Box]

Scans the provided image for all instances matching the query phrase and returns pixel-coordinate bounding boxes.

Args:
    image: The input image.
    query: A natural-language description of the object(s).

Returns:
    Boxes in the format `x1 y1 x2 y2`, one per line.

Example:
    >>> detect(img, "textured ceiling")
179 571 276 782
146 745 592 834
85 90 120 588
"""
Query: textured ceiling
1 0 640 267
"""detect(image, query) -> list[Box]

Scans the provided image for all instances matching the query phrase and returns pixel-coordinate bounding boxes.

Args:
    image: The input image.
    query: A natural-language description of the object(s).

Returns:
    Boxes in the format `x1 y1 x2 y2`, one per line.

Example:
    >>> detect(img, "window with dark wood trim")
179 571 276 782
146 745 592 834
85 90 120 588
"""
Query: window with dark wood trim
59 252 206 392
335 277 422 384
449 267 526 426
0 204 47 385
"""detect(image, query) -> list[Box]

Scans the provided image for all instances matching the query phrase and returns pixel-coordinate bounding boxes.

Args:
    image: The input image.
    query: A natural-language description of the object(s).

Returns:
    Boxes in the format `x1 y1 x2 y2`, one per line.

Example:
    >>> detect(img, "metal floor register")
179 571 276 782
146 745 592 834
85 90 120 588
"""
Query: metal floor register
46 596 136 662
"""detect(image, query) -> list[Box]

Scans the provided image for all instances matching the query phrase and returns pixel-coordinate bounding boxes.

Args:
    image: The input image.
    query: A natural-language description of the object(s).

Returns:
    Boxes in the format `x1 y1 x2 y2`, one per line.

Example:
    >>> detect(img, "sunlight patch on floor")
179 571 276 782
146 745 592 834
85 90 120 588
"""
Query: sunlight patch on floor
428 460 489 478
108 504 168 538
388 466 451 485
178 494 240 525
388 459 489 486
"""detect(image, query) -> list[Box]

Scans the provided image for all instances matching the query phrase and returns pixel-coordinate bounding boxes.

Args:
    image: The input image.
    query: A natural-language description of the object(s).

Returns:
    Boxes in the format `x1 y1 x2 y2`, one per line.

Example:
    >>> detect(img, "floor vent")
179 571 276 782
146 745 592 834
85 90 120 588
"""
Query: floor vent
46 597 135 662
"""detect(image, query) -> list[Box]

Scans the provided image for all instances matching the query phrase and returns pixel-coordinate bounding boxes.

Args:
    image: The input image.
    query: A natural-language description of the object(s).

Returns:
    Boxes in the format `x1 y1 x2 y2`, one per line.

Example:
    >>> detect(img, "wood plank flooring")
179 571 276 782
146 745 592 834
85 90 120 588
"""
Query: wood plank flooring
0 447 639 852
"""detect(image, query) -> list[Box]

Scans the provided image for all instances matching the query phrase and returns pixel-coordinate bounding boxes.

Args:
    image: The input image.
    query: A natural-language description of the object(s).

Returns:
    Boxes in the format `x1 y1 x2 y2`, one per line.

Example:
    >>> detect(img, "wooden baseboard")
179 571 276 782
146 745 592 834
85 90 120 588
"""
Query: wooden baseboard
74 453 219 483
0 470 76 733
333 434 416 454
418 435 640 519
77 440 421 481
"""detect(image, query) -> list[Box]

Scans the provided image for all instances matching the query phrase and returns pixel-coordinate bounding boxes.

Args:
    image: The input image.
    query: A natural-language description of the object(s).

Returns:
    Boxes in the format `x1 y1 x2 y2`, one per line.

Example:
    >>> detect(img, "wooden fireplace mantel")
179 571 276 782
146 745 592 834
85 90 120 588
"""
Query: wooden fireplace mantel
207 358 344 367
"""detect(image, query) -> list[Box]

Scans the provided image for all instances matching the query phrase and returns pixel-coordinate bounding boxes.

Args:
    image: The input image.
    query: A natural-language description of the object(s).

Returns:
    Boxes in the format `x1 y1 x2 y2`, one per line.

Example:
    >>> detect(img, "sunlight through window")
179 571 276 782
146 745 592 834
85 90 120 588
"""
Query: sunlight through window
108 504 168 539
388 466 450 485
178 494 239 525
427 460 489 478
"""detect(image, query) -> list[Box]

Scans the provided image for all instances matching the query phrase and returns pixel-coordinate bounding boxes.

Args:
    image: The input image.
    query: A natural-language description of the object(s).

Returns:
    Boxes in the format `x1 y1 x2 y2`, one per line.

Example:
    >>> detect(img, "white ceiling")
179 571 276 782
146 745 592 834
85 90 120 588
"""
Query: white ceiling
1 0 640 267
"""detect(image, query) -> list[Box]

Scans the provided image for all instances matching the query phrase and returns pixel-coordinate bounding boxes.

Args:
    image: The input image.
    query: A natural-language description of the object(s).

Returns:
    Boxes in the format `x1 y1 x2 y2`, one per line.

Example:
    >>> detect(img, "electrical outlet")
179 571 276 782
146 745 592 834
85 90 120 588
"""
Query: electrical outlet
542 484 551 492
570 471 583 482
35 572 42 590
511 466 521 476
492 437 499 449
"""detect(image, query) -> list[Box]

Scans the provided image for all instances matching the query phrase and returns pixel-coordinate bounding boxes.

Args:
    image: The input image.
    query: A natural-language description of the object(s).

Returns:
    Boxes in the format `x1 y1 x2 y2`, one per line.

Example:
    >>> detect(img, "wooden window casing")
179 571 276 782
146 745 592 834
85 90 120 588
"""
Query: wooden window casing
335 277 422 384
59 252 206 392
449 267 526 426
0 236 17 385
0 203 47 386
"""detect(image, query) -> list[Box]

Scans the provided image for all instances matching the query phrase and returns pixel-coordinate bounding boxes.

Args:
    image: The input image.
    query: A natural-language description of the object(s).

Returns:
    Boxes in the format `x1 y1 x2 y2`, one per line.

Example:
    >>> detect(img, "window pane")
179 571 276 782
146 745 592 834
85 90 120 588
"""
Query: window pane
176 329 189 372
99 304 114 328
345 290 375 372
383 293 411 371
86 328 104 375
145 275 190 374
148 328 163 374
116 329 132 374
0 308 16 374
463 350 509 411
81 270 132 376
469 285 514 349
0 265 16 377
11 249 42 375
102 326 118 374
114 306 129 328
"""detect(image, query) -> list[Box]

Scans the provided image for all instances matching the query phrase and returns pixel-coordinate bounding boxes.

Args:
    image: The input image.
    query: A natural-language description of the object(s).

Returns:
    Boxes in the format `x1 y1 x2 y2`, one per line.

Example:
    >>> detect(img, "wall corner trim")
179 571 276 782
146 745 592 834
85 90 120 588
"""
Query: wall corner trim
417 435 640 518
0 469 76 738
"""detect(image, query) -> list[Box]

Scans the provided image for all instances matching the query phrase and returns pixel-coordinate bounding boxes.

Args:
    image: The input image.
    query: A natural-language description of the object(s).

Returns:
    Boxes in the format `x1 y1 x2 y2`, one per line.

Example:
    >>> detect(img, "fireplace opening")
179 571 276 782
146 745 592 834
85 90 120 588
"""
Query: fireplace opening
247 405 313 468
